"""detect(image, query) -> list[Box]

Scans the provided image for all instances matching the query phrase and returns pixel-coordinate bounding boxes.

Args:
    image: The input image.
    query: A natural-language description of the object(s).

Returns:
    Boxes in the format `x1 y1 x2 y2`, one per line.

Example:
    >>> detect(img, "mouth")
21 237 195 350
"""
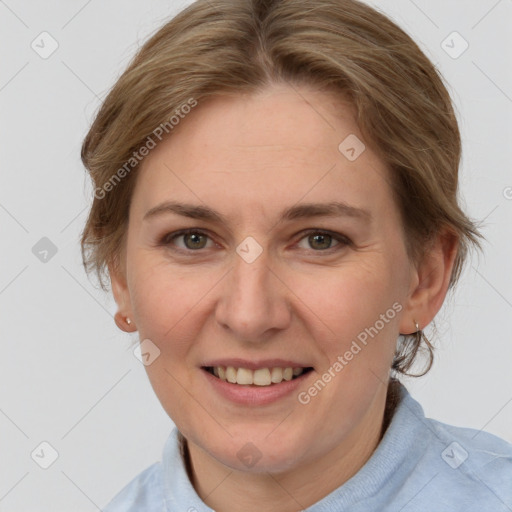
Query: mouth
202 365 314 386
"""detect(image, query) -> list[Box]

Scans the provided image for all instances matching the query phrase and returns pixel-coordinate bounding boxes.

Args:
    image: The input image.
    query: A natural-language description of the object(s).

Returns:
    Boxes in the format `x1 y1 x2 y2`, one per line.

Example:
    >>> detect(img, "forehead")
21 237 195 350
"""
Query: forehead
131 85 394 223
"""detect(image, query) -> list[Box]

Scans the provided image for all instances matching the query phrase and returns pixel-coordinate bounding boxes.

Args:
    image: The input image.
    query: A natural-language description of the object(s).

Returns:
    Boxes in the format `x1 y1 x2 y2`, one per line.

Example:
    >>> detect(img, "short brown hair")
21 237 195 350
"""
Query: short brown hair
80 0 484 376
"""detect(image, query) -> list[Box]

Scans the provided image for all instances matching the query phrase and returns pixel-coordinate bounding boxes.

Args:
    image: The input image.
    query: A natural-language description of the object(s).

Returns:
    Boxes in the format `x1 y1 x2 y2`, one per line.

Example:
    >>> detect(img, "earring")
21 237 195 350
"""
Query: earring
414 320 420 333
114 311 135 332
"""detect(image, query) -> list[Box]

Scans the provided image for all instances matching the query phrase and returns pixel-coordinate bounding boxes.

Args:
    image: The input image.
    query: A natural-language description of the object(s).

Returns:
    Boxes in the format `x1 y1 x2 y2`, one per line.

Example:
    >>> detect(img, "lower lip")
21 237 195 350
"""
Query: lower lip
201 368 313 406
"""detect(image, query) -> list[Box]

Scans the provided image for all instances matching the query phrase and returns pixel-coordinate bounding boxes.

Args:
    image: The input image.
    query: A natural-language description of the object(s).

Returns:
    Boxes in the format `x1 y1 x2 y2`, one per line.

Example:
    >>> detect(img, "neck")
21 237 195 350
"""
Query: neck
182 381 400 512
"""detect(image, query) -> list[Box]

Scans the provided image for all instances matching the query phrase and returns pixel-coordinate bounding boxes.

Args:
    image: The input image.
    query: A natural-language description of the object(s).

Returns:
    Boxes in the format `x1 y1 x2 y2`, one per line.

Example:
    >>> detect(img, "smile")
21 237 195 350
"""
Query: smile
203 366 314 386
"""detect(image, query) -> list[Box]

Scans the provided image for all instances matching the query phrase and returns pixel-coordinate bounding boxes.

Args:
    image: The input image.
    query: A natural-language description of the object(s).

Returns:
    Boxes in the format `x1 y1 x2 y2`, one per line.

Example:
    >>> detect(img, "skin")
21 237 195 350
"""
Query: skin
110 83 458 512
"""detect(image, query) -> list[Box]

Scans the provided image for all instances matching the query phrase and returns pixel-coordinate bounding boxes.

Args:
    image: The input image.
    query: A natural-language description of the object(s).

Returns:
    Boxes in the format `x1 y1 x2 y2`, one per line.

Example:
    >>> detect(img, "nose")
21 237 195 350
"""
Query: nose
214 248 292 343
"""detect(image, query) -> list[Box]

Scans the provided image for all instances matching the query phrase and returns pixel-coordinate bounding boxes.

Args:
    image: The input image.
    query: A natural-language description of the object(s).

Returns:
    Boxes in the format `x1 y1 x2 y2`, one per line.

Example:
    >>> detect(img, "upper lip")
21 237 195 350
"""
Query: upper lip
201 358 313 371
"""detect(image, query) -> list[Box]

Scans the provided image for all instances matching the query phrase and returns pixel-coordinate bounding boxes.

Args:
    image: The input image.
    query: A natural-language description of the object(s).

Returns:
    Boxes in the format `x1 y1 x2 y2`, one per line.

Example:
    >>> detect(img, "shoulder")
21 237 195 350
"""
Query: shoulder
399 392 512 510
428 417 512 483
102 462 165 512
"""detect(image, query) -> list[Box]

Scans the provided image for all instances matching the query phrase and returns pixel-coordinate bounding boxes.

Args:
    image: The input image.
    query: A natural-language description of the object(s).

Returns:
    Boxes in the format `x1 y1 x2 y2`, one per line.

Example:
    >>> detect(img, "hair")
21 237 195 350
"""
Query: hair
80 0 484 378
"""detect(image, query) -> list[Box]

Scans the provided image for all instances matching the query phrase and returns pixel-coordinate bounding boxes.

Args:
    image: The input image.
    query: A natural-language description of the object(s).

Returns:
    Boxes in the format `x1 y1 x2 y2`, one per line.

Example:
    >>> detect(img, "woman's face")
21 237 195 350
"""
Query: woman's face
114 84 418 473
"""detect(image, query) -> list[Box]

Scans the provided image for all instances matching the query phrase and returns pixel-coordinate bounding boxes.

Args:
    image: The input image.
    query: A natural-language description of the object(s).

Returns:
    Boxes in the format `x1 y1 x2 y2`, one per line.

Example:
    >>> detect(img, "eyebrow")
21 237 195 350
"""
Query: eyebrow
143 200 372 224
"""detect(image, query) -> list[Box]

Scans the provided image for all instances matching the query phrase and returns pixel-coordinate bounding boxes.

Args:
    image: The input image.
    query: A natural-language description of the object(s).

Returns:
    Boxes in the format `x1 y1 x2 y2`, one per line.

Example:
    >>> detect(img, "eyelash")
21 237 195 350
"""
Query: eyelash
158 228 352 255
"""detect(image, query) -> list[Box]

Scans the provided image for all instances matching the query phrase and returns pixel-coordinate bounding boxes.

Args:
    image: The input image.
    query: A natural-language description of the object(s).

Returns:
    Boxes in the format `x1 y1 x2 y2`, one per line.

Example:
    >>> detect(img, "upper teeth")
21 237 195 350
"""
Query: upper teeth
212 366 305 386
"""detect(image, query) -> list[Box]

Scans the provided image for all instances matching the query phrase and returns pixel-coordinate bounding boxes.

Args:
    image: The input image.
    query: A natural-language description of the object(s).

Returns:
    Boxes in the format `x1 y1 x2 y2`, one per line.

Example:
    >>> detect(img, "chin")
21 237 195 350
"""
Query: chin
199 426 313 474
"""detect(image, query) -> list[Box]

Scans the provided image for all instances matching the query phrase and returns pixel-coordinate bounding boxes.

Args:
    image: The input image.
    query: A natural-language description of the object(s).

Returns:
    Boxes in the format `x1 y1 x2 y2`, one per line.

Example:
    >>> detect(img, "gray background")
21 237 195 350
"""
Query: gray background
1 0 511 510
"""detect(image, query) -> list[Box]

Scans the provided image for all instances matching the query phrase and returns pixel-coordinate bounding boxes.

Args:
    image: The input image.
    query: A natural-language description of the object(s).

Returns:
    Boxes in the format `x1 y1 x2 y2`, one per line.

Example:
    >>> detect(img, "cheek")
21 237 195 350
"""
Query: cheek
299 260 402 340
298 263 402 426
128 262 208 424
127 251 213 340
129 255 193 350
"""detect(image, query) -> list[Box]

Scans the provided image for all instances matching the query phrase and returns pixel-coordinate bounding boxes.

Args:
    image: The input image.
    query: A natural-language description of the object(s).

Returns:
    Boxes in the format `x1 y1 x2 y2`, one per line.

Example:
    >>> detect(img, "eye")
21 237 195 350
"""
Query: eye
159 228 352 254
295 230 351 252
160 229 215 251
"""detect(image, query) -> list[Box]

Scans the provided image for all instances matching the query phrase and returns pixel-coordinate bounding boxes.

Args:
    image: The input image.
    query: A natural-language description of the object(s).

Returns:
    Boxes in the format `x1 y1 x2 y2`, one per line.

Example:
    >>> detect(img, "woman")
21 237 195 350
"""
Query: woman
80 0 512 510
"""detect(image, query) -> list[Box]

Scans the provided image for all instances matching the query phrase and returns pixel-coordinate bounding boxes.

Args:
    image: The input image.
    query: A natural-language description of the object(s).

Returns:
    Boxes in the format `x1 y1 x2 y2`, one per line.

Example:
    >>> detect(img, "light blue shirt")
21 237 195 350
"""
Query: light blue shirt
103 385 512 511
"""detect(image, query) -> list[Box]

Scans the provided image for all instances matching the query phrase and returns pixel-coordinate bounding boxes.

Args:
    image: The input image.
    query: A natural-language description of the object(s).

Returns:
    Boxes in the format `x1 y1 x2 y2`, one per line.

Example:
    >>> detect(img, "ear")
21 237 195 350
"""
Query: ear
399 227 458 334
109 253 136 332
